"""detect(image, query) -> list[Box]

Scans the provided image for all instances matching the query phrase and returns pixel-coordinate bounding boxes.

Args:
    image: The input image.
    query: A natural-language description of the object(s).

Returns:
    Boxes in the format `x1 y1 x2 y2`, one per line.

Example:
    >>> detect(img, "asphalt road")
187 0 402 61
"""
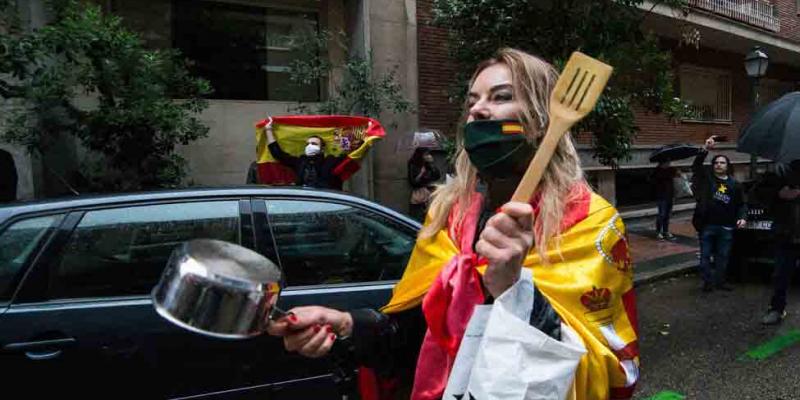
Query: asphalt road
634 272 800 400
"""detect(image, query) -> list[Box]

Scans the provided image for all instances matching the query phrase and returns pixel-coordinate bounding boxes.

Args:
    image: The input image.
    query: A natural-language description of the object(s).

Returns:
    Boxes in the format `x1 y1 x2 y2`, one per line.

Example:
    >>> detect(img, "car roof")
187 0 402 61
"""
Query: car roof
0 186 418 226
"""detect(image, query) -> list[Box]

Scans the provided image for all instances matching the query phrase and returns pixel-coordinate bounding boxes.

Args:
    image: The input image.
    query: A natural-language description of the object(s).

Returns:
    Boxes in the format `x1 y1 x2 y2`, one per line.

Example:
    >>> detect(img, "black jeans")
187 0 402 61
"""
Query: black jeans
656 198 673 234
769 242 800 312
699 225 733 286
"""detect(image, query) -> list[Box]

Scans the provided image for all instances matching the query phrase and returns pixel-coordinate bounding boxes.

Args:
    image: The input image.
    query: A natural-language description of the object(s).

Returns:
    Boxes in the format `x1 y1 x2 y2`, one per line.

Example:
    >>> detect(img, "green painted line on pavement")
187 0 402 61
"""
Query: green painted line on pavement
744 329 800 360
644 391 685 400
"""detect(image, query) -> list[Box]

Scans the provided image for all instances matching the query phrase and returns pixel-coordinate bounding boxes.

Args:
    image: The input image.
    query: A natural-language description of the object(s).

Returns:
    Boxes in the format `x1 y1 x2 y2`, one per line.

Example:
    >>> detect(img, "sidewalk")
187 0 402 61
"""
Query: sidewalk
625 216 700 286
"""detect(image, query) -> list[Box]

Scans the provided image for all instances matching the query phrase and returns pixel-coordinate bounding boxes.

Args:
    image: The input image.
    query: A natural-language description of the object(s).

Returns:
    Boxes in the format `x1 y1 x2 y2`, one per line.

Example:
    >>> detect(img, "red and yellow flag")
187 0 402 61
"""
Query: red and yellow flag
255 115 386 185
383 190 640 400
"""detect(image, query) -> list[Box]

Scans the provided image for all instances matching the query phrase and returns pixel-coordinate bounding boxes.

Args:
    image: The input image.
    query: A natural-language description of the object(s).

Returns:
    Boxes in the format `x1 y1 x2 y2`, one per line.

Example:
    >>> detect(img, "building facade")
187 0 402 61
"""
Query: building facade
4 0 420 213
5 0 799 214
415 0 800 207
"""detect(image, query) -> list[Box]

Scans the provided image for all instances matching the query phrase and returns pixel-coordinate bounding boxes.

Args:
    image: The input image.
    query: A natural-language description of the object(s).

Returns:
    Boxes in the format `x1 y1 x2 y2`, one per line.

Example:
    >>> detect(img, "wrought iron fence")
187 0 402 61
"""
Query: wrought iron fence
689 0 780 32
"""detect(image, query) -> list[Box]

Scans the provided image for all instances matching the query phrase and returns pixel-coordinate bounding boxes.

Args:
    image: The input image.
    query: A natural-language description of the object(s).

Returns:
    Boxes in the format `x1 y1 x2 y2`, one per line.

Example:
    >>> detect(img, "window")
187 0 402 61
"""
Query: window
173 0 320 101
266 200 416 286
49 201 240 299
0 215 62 301
679 65 732 123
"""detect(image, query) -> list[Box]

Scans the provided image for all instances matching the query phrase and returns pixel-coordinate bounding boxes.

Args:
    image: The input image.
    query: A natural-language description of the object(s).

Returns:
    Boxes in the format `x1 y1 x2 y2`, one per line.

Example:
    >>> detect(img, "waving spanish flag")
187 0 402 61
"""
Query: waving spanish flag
380 187 639 400
255 115 386 185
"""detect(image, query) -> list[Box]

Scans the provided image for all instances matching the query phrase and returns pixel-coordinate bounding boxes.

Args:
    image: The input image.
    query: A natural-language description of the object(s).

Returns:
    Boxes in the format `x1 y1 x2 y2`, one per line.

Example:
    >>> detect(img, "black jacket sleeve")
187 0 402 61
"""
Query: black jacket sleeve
268 141 299 170
346 307 425 378
692 149 708 180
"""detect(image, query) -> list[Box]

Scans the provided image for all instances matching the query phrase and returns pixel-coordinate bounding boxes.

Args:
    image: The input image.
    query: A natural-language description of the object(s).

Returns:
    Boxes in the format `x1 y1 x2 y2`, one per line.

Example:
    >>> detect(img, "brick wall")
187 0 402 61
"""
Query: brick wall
775 0 800 43
416 0 461 137
633 43 799 145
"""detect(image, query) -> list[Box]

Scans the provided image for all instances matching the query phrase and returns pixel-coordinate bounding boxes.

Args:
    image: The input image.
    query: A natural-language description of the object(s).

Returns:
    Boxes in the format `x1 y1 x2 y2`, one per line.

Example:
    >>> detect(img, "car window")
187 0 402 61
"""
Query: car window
266 200 416 286
49 201 240 299
0 214 62 302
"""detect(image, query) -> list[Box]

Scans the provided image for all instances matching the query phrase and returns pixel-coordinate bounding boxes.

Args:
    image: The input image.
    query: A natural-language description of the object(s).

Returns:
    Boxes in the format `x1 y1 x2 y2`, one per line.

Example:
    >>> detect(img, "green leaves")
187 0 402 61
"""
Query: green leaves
431 0 693 166
286 30 413 123
1 0 210 192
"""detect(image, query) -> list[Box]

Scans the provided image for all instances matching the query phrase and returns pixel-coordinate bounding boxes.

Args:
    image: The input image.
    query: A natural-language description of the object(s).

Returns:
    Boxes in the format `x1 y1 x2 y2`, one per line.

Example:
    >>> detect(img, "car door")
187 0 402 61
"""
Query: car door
253 197 419 399
0 198 281 399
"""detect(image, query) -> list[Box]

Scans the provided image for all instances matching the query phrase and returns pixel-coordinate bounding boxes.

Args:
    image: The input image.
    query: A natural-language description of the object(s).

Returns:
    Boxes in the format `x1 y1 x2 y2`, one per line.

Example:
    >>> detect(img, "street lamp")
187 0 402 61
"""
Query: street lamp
744 46 769 179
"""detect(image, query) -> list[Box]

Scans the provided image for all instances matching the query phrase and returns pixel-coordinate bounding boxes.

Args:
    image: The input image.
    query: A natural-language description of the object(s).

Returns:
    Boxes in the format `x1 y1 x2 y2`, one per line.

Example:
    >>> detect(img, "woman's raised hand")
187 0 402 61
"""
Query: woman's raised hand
475 201 535 298
267 306 353 358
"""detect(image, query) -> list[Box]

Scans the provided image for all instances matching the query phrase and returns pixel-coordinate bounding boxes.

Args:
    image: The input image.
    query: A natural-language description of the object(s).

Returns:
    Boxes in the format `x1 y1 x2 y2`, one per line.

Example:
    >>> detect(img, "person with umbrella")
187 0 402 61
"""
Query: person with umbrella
650 161 678 240
649 143 702 240
757 161 800 324
737 91 800 324
693 136 748 293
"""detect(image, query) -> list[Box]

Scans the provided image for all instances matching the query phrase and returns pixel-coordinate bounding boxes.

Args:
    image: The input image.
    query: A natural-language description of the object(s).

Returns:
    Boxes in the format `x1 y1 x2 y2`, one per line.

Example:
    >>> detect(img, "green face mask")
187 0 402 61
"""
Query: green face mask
463 119 536 179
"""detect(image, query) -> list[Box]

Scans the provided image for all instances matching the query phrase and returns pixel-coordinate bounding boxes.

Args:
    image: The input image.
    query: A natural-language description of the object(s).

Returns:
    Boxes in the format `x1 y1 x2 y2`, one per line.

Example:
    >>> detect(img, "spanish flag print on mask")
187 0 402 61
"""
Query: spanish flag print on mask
254 115 386 185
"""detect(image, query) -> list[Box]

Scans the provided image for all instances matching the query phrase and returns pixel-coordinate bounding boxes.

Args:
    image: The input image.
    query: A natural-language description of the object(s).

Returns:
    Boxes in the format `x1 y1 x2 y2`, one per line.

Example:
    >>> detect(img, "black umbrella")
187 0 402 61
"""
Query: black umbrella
738 91 800 163
649 143 702 163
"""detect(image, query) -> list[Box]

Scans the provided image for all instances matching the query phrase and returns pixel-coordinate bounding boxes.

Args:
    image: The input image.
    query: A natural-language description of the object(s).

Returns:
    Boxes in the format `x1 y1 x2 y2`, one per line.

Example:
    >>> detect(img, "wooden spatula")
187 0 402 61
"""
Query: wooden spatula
510 52 613 203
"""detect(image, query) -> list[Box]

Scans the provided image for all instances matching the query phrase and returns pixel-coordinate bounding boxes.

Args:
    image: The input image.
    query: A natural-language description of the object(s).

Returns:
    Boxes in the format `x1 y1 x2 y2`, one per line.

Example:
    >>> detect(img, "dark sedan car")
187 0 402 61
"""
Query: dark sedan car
0 187 420 399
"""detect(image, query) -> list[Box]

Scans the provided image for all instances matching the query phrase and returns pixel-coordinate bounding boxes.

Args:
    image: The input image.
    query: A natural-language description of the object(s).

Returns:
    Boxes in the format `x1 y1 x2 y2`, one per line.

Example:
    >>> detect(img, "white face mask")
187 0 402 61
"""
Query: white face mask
305 143 321 156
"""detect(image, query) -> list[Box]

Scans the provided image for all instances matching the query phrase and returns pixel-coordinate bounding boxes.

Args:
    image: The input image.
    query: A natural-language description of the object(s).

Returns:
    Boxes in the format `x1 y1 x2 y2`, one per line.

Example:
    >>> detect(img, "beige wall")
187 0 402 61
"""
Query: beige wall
178 101 301 186
367 0 419 213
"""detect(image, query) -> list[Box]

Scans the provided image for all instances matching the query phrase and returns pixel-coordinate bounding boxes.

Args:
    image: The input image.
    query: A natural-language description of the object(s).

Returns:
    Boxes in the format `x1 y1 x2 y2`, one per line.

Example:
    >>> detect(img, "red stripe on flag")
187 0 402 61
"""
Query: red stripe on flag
614 341 639 360
257 162 296 185
610 385 636 399
256 115 386 138
622 288 639 336
332 157 361 181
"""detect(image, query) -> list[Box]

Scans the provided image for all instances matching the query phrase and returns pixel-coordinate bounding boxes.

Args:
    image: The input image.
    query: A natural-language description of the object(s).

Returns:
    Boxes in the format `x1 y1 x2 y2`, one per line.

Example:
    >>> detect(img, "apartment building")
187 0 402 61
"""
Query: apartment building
416 0 800 207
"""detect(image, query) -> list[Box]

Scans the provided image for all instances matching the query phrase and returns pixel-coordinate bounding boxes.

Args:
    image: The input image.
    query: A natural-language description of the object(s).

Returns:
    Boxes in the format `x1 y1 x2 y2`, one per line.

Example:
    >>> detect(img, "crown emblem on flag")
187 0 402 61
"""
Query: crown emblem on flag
581 286 612 311
334 125 367 152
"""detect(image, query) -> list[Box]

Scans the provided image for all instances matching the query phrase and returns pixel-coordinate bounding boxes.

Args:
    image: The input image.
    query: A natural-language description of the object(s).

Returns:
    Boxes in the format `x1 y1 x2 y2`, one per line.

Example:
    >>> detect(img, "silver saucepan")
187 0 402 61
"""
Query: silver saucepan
151 239 288 339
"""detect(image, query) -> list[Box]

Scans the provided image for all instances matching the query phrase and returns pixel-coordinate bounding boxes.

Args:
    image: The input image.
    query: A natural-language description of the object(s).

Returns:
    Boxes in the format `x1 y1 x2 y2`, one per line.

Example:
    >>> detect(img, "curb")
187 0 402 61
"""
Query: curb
634 260 698 287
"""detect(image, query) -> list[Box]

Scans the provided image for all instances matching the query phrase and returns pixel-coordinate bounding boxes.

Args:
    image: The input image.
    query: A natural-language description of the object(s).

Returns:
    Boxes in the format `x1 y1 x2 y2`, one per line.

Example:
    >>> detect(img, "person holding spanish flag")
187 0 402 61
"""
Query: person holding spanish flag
254 115 385 189
267 48 639 400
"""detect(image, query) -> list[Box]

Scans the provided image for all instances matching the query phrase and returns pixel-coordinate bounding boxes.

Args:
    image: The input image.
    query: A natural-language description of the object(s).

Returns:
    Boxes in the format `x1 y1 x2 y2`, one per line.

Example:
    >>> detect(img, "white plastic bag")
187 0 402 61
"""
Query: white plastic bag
442 269 587 400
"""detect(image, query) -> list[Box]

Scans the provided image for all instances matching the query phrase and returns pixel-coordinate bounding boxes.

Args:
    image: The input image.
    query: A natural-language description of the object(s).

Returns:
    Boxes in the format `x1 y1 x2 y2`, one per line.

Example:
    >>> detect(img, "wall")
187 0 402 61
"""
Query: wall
177 101 299 185
365 0 420 213
416 0 460 137
633 43 799 146
775 0 800 43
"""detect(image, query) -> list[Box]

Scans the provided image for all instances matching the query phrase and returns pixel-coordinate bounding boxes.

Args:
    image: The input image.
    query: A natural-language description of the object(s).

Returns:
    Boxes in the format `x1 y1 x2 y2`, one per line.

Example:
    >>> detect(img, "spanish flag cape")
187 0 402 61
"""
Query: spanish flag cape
380 186 639 400
254 115 385 184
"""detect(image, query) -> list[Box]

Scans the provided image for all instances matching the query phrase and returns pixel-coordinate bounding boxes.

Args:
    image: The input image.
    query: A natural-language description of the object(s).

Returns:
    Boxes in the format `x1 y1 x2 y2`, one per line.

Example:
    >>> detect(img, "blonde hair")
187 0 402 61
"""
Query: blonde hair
421 48 587 259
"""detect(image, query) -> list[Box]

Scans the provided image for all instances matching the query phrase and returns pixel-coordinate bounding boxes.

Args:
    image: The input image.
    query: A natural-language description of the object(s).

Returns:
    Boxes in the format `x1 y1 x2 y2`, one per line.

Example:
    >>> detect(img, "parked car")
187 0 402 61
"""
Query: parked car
0 186 421 399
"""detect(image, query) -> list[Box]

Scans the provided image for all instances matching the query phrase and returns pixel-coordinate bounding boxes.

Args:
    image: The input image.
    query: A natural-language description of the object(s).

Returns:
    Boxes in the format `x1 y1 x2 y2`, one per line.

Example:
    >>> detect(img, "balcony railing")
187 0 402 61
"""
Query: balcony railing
688 0 780 32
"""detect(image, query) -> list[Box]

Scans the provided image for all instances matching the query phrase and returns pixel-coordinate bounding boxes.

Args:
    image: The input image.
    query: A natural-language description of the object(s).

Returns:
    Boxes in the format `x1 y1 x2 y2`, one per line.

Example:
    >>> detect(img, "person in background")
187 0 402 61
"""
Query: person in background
652 160 678 240
692 135 747 293
246 161 259 184
266 121 347 190
407 147 441 221
761 160 800 325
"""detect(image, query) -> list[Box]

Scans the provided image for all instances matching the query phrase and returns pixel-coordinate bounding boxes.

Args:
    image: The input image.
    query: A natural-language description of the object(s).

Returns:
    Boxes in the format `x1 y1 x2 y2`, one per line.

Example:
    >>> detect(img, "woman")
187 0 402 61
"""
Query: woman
408 147 442 221
268 48 639 400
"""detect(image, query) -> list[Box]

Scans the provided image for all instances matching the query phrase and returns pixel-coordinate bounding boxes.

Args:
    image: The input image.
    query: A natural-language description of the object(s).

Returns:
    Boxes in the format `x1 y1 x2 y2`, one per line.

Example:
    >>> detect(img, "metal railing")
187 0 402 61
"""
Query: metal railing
688 0 780 32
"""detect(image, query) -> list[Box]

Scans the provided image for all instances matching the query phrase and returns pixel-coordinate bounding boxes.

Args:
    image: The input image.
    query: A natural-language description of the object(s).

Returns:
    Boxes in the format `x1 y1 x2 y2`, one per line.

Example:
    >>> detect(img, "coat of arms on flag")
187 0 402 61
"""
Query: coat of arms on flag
254 115 386 185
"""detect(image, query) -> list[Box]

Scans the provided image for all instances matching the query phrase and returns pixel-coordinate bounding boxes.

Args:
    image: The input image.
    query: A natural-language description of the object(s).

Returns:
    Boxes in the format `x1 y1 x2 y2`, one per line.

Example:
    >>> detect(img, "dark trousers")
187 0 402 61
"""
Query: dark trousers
699 225 734 285
656 198 673 234
769 242 800 312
